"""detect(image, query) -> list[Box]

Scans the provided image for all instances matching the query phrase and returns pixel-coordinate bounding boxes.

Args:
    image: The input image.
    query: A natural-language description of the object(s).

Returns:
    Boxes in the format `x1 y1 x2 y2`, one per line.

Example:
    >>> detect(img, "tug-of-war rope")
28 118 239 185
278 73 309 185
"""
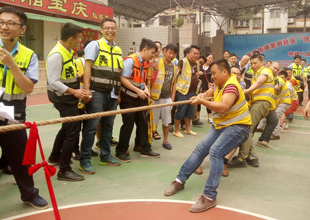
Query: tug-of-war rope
3 98 212 220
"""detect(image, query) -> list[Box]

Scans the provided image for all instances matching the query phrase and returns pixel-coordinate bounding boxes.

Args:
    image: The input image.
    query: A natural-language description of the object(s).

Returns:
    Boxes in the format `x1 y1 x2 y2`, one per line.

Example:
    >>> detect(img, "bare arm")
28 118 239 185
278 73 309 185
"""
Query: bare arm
244 74 268 95
82 59 93 103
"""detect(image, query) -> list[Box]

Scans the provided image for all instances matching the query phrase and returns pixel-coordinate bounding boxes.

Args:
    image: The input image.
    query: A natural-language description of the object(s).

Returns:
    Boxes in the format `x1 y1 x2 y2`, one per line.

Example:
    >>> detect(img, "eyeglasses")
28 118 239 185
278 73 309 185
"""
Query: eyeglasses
0 20 23 28
102 27 116 31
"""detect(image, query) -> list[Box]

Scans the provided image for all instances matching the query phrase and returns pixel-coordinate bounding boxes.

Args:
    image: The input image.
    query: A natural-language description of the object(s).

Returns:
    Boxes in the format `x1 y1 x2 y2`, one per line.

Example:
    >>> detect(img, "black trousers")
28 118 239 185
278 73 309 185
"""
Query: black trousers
116 93 151 154
0 127 39 201
51 103 81 172
298 83 304 105
259 110 278 142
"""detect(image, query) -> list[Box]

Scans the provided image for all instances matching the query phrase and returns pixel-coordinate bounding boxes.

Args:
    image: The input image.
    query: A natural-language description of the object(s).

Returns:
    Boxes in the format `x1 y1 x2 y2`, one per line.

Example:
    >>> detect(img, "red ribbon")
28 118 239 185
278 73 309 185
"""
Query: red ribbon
22 122 61 220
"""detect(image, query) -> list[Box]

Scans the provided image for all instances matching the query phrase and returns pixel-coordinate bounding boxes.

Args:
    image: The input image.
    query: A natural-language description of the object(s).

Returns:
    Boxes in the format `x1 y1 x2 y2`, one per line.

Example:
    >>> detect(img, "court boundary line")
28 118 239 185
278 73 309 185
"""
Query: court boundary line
3 199 278 220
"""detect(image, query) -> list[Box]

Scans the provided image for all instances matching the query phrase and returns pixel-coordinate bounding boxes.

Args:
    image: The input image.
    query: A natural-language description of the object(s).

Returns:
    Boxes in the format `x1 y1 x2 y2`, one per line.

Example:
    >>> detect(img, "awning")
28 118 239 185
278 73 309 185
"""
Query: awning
25 12 101 31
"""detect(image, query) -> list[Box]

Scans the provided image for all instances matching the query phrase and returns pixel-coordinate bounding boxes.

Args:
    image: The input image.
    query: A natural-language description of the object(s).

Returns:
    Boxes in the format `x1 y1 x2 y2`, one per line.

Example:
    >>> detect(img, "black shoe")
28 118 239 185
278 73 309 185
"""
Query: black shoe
115 152 131 162
227 156 247 168
140 150 160 158
169 124 174 133
24 195 49 210
192 119 204 126
57 170 85 181
48 156 73 165
91 149 99 157
246 157 259 167
111 137 119 146
2 165 13 175
72 150 80 160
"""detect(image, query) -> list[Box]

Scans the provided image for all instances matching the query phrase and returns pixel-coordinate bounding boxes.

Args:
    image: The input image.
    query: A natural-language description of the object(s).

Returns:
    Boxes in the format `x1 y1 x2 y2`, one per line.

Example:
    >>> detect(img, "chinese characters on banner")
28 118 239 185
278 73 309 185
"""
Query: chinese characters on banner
76 28 99 52
225 33 310 66
2 0 113 23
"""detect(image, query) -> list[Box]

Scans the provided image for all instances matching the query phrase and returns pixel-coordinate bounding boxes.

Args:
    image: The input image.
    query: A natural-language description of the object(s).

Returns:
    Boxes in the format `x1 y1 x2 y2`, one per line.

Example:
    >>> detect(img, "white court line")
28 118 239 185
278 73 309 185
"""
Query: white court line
4 199 277 220
284 130 310 135
288 124 310 128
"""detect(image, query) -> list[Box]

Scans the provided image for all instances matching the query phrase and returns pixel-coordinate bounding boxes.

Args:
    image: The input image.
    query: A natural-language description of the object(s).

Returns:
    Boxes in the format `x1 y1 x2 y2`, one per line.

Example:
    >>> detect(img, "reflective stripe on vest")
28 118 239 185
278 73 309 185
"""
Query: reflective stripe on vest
251 66 276 110
90 38 122 93
176 57 199 95
212 76 251 129
275 77 291 106
151 58 178 100
291 63 302 78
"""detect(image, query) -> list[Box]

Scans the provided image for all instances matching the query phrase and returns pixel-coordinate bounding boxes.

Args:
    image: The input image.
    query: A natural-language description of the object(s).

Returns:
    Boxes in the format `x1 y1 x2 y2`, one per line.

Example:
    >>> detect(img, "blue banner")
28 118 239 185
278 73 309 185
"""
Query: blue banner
224 32 310 67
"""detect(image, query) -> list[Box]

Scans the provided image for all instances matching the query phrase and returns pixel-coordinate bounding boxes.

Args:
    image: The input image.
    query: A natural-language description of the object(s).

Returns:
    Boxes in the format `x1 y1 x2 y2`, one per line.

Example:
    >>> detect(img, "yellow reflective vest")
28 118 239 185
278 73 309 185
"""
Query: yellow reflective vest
150 58 178 100
91 38 123 94
0 42 33 122
176 57 199 95
275 76 291 106
251 66 276 110
212 76 252 129
286 81 298 101
291 63 302 80
47 42 79 105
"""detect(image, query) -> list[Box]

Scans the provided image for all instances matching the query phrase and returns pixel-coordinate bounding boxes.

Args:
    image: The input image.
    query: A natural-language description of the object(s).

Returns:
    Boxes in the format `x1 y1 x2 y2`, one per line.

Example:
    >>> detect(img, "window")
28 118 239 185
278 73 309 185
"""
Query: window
203 15 211 22
268 28 281 34
270 11 280 19
236 20 249 28
253 18 262 28
23 19 43 60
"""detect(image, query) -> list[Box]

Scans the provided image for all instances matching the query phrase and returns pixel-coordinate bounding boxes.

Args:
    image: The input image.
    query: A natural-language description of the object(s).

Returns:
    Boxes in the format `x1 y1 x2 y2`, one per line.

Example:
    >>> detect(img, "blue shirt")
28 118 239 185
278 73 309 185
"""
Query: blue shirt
84 37 118 99
122 52 145 89
0 39 38 84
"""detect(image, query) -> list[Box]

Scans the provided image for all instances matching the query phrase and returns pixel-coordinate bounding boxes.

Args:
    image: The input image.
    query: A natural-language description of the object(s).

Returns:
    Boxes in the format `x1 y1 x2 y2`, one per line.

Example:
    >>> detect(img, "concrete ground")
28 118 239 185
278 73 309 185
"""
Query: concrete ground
0 94 310 219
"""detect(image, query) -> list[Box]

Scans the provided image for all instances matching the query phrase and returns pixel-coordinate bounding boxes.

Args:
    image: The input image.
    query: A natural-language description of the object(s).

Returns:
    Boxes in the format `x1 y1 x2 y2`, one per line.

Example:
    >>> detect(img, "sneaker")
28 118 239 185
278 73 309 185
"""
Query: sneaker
195 165 203 174
185 130 197 136
57 170 84 181
192 119 204 126
246 156 259 167
208 118 213 124
257 140 274 149
115 152 131 162
91 149 99 157
95 141 100 151
162 142 172 150
270 134 280 140
283 123 289 130
79 161 95 174
140 150 160 158
280 126 284 133
24 195 49 210
169 125 174 133
189 195 217 213
227 156 247 168
173 131 184 138
99 155 121 166
222 164 229 177
111 136 119 146
164 181 184 196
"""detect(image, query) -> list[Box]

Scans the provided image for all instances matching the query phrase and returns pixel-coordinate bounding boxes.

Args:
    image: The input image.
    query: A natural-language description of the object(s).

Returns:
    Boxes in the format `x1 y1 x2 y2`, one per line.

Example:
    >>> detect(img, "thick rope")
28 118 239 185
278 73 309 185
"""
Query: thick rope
0 97 212 133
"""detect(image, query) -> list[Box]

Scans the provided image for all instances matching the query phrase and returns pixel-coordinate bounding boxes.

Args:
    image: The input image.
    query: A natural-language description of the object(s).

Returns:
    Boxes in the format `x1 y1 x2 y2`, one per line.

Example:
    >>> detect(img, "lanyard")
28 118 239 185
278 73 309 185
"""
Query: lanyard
139 60 145 89
1 41 19 86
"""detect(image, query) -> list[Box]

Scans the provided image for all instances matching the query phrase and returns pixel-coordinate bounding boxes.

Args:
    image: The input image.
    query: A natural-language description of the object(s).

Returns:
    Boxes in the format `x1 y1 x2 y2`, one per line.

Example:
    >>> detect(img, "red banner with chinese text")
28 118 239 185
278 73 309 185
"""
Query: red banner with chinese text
76 28 99 52
1 0 113 23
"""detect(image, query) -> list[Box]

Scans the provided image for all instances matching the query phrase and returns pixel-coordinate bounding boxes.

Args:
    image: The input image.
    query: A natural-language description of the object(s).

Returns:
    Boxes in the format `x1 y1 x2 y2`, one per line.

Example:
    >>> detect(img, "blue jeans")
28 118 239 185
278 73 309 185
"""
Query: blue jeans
177 124 250 199
175 91 196 120
80 91 117 163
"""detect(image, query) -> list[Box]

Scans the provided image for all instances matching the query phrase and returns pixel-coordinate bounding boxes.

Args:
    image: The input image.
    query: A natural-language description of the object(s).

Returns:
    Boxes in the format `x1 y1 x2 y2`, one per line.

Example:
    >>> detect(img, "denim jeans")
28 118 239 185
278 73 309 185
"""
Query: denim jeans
176 124 250 199
80 91 117 163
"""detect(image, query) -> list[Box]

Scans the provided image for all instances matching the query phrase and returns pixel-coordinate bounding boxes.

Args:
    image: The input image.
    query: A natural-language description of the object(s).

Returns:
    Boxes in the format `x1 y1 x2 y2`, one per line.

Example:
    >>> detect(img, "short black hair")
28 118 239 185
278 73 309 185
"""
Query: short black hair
154 41 162 46
284 67 292 72
261 53 265 58
61 23 82 41
210 58 231 75
250 54 263 61
199 55 207 63
183 47 190 57
100 18 116 27
77 50 84 57
0 6 27 26
139 38 158 51
229 53 237 58
266 60 272 64
302 59 307 63
164 43 178 54
279 70 288 78
253 50 260 55
189 45 200 52
84 40 91 48
294 55 301 60
223 50 230 54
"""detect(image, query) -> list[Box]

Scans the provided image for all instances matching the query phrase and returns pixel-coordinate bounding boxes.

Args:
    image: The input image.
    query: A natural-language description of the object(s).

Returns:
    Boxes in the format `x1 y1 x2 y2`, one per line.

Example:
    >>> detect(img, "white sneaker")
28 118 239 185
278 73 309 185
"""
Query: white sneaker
208 118 213 124
283 123 289 130
280 126 284 133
